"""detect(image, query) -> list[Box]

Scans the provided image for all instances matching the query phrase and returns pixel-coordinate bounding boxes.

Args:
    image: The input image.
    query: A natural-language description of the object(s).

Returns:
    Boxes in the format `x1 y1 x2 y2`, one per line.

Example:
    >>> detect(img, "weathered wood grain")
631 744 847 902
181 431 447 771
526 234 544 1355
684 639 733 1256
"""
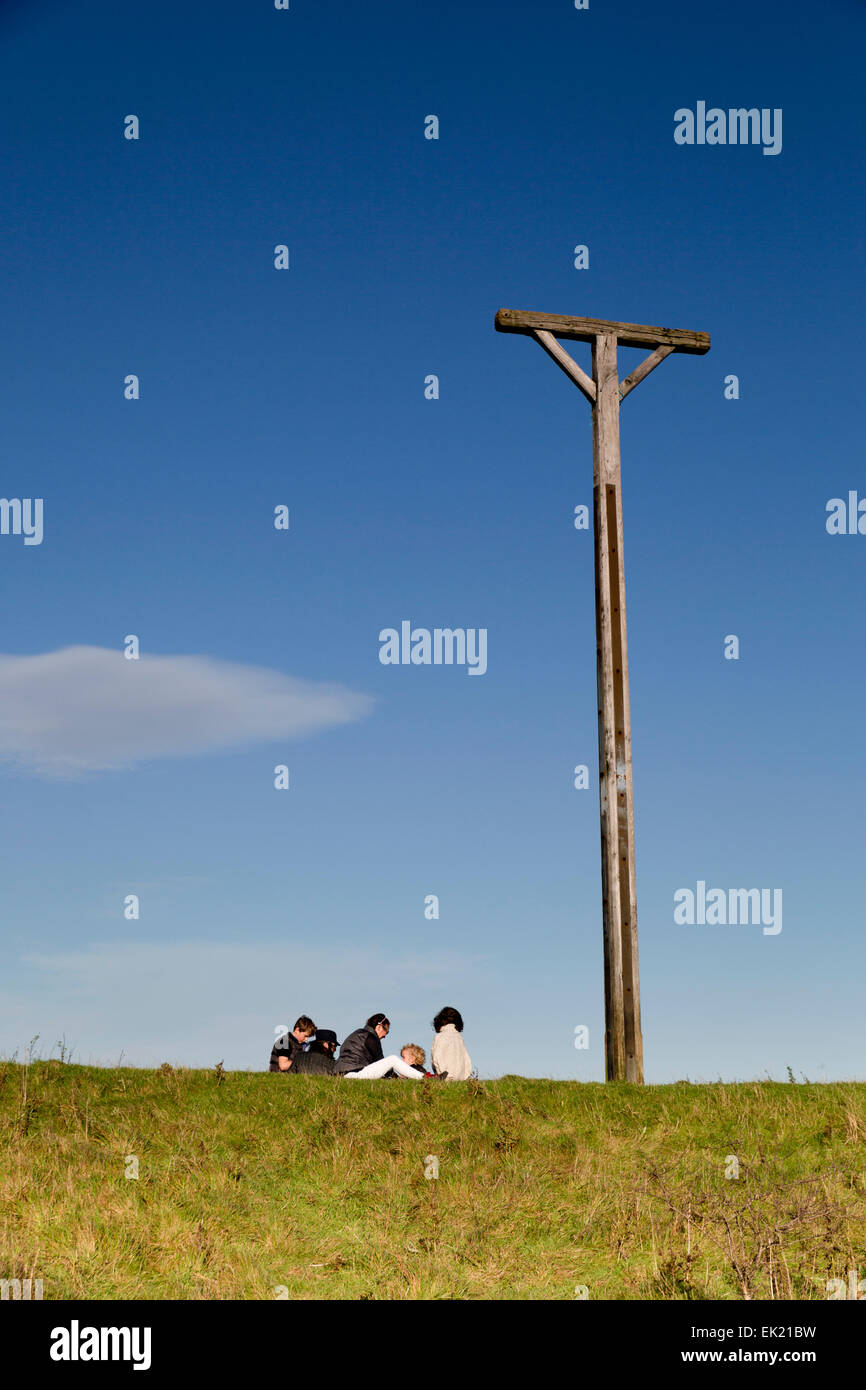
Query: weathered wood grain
496 308 710 355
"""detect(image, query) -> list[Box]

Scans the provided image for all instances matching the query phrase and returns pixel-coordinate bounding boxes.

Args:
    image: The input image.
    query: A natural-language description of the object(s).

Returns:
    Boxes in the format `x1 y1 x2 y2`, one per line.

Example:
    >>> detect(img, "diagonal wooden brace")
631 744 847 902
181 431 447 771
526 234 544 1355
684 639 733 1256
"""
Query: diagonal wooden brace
618 344 675 401
531 329 596 404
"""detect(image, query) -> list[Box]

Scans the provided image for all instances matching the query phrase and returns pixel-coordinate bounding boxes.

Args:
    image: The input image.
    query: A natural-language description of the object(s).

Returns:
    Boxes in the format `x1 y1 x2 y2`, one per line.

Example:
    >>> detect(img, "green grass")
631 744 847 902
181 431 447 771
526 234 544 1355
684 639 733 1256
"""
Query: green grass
1 1060 864 1300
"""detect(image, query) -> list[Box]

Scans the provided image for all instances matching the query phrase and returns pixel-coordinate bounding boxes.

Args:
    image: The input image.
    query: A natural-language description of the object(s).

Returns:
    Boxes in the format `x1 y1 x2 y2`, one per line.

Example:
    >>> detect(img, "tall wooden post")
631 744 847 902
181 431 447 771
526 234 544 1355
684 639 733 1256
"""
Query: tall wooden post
494 310 710 1082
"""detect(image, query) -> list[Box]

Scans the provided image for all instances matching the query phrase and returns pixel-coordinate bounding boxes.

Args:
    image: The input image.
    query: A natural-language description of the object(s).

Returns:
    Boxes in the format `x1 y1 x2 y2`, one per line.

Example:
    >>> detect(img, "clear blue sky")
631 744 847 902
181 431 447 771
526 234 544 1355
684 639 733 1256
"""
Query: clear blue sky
1 0 864 1080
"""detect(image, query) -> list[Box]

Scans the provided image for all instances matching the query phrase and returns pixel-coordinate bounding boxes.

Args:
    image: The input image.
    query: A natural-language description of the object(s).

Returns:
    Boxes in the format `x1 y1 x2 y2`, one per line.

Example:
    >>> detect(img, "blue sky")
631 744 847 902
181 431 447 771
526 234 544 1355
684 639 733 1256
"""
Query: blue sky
1 0 864 1080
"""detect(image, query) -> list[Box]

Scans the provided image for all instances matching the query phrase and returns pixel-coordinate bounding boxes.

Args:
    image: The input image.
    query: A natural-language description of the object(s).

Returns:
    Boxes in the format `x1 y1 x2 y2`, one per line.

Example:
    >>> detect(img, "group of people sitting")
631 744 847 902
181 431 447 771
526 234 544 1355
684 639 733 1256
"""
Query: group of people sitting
268 1006 473 1081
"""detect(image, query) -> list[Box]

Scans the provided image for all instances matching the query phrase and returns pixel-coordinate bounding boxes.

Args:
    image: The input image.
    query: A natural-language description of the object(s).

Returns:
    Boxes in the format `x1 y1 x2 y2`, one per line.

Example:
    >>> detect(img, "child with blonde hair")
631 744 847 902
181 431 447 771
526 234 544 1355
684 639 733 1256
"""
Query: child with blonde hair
400 1043 437 1077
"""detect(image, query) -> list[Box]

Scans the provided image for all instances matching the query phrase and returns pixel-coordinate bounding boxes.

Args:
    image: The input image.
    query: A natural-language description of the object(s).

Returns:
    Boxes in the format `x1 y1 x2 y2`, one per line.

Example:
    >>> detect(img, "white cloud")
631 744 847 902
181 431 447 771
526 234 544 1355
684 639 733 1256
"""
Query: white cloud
0 646 374 776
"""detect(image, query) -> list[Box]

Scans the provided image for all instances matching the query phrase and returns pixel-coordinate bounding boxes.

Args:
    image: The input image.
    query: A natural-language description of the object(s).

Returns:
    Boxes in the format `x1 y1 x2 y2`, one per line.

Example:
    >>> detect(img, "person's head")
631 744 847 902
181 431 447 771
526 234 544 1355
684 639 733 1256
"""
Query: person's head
315 1029 339 1055
432 1006 464 1033
401 1044 425 1067
292 1015 316 1043
366 1012 390 1040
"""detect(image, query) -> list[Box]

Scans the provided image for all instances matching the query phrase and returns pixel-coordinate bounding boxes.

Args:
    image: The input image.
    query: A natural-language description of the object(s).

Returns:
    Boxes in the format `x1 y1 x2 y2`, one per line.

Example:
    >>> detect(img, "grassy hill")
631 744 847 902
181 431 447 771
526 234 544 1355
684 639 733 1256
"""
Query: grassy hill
1 1059 864 1300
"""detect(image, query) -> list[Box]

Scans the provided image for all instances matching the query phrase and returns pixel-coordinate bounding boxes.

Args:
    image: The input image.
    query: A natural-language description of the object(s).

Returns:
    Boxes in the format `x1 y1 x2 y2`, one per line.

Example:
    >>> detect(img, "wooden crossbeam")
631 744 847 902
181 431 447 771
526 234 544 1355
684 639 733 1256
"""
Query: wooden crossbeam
495 308 710 356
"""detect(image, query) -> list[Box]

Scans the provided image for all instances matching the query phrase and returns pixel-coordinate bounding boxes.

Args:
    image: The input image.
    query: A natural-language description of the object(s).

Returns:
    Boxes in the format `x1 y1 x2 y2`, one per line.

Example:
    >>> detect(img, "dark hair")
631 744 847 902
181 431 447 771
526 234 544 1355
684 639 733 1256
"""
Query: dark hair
294 1016 316 1034
366 1013 390 1030
433 1006 464 1033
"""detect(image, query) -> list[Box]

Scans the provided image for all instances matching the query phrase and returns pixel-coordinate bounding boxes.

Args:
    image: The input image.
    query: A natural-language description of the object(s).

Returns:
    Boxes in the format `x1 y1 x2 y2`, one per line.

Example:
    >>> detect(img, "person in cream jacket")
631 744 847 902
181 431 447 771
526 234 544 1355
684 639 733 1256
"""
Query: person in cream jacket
431 1005 473 1080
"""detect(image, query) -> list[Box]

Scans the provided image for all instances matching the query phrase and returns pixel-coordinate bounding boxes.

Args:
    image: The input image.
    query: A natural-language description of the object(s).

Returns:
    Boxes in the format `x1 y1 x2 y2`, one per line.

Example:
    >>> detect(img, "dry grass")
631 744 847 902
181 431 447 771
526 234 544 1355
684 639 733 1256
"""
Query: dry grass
1 1059 864 1300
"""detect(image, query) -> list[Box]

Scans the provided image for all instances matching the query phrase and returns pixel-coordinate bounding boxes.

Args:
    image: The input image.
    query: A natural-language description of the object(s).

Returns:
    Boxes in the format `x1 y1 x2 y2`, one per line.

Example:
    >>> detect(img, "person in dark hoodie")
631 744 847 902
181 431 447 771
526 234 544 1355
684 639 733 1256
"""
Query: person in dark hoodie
290 1029 339 1076
335 1013 424 1080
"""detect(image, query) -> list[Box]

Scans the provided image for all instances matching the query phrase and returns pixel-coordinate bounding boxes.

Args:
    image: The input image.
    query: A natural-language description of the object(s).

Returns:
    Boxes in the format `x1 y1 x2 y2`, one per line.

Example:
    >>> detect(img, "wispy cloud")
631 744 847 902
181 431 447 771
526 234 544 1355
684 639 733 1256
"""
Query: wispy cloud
0 646 374 776
1 939 486 1070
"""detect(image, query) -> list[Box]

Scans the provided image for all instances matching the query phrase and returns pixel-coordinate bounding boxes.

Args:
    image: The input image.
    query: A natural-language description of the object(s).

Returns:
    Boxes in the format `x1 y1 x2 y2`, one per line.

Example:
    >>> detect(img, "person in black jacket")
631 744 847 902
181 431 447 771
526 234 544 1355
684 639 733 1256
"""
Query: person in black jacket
291 1030 339 1076
335 1013 424 1080
269 1016 316 1073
